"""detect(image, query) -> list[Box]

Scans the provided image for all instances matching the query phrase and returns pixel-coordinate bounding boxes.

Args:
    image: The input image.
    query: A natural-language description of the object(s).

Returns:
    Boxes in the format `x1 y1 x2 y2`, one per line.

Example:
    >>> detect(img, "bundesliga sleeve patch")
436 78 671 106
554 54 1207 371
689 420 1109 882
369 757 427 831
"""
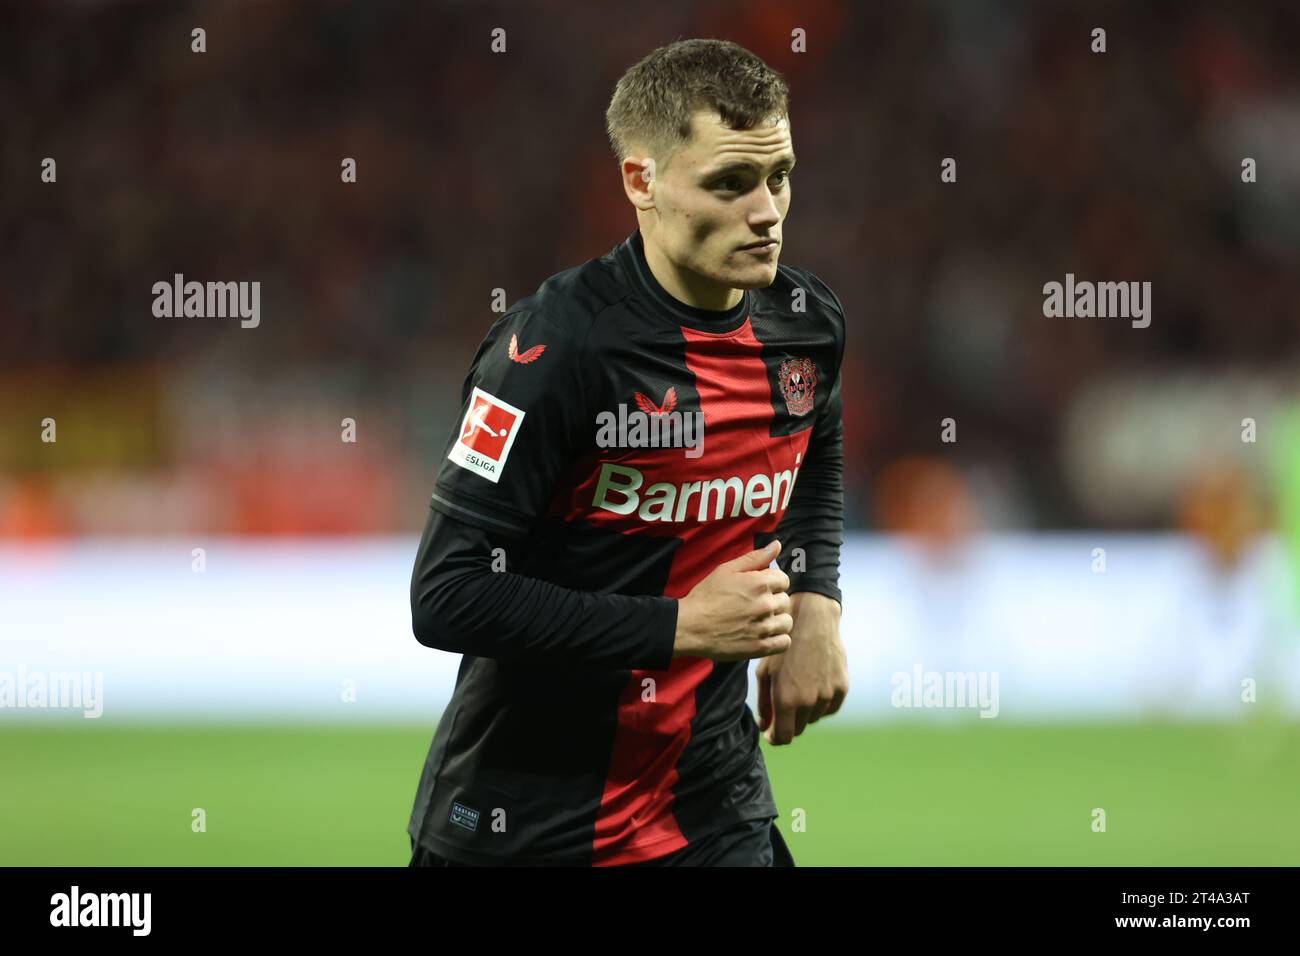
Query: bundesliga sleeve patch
448 386 526 483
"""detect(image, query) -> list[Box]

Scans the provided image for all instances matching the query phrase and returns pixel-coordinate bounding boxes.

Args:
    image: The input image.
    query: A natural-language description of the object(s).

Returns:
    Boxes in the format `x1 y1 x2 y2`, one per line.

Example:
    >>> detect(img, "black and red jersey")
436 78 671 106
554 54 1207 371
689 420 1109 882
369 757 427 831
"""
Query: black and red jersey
407 228 845 865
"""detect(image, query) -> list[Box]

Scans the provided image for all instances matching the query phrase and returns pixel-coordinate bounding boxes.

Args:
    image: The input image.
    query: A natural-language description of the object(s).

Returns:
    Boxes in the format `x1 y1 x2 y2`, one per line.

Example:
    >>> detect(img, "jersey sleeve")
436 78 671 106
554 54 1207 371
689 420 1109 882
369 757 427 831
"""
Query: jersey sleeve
771 281 845 605
410 505 679 670
428 308 593 538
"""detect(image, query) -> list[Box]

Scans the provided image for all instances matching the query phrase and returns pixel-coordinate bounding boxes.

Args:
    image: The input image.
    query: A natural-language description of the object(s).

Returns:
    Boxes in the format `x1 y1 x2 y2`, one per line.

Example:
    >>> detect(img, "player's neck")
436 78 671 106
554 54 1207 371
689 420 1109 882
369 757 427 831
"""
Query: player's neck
640 231 744 313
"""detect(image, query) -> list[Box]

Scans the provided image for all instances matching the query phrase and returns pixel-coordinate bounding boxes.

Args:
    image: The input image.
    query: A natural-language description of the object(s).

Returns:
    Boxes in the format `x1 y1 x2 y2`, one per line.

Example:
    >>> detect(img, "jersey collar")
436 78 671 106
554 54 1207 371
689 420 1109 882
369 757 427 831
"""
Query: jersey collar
619 229 752 333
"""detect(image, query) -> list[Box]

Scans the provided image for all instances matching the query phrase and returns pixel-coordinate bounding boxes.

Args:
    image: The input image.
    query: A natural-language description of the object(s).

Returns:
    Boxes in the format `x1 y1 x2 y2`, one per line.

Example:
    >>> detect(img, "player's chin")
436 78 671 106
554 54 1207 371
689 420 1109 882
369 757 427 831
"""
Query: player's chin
729 260 781 289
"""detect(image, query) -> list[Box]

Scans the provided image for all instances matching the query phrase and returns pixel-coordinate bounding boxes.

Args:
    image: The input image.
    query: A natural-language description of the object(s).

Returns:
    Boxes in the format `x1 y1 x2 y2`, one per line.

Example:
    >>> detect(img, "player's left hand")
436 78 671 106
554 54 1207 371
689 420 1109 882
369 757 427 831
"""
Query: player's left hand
755 592 848 745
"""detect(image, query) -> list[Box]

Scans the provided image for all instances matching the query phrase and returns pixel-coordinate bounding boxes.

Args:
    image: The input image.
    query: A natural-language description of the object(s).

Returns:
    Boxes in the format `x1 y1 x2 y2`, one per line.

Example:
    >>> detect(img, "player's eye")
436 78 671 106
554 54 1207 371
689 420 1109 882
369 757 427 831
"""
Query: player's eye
769 170 790 189
712 176 743 192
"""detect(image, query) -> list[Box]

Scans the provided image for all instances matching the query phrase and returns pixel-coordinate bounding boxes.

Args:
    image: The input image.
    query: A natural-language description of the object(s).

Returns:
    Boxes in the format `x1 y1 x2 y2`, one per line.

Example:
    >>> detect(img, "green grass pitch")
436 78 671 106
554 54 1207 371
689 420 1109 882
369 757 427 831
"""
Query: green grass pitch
2 720 1297 865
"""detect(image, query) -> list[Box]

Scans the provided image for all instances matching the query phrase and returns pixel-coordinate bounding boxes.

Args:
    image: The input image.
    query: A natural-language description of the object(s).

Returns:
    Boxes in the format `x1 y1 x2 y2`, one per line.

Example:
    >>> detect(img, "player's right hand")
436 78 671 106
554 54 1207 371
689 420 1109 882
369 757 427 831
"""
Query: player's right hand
672 539 793 661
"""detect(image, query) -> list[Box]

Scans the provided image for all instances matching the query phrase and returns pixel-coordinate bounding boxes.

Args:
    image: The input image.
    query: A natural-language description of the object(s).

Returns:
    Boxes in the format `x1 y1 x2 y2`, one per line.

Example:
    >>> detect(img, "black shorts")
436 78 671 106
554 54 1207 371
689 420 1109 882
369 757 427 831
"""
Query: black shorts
409 817 795 868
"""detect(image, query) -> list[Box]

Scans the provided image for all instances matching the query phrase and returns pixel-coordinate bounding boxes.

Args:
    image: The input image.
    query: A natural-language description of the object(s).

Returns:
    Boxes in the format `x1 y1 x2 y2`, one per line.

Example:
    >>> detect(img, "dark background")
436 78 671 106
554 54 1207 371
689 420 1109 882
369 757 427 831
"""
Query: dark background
2 0 1297 538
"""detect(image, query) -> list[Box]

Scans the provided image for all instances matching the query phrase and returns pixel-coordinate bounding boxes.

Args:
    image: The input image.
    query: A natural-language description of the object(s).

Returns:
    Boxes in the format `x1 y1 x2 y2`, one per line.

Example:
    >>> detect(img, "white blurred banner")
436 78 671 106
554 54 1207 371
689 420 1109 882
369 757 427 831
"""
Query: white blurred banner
2 534 1298 722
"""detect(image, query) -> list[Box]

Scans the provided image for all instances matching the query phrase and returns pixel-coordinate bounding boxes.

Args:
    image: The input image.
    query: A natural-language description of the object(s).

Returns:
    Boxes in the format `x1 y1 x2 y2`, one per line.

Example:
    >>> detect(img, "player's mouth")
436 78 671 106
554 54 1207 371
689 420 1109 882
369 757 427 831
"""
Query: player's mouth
738 238 779 257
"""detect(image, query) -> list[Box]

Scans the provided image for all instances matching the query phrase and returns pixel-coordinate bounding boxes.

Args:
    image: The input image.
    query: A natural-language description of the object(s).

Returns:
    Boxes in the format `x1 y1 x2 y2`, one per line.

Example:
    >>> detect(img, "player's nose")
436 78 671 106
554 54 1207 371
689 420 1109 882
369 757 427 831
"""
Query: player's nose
748 190 782 228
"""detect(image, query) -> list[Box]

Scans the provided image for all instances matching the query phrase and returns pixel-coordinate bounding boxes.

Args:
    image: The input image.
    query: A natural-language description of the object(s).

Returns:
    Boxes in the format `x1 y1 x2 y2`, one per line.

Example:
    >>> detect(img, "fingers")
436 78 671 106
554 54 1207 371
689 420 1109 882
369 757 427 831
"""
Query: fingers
723 539 781 573
756 566 790 594
804 699 830 728
752 634 791 657
824 687 847 718
767 697 797 746
757 667 772 731
744 595 791 631
758 611 793 636
742 603 791 660
794 705 811 738
766 688 846 743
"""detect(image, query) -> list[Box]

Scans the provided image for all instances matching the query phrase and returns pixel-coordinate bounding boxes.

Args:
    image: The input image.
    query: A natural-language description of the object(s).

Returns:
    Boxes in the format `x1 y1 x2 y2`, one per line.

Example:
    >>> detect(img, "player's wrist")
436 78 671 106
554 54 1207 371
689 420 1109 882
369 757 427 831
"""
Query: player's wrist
671 596 701 658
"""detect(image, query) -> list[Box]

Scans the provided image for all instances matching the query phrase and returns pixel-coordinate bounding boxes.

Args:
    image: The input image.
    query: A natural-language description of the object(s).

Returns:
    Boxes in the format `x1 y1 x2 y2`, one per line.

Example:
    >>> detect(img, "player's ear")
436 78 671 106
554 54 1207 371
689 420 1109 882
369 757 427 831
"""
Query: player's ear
620 156 656 211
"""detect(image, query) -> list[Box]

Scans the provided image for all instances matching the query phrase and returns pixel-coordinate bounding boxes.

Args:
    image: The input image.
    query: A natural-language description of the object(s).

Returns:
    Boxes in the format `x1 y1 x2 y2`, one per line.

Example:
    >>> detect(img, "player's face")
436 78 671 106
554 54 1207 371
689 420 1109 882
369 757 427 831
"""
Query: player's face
653 110 794 292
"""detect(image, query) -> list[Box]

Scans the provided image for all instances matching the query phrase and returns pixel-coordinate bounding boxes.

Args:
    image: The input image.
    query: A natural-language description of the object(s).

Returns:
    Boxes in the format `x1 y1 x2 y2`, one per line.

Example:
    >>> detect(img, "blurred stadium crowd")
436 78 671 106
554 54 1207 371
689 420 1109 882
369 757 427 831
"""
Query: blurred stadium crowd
1 0 1297 548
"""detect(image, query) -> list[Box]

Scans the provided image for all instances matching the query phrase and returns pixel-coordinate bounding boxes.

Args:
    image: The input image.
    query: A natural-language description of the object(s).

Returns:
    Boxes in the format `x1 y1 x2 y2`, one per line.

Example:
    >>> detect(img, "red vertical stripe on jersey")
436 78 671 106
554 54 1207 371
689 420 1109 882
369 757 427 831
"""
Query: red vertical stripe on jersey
591 317 804 865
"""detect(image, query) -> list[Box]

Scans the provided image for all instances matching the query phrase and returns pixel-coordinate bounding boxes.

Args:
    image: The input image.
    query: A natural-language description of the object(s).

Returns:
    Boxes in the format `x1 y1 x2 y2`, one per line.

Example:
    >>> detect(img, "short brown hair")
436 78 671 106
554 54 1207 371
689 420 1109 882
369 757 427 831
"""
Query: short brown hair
604 39 790 169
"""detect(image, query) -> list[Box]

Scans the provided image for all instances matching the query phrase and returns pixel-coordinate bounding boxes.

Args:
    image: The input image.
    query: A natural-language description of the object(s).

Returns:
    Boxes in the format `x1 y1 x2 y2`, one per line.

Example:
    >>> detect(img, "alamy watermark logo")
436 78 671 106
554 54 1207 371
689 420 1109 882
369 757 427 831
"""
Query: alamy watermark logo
890 664 999 718
0 667 103 717
50 886 151 936
152 274 261 328
1042 273 1151 328
595 387 705 459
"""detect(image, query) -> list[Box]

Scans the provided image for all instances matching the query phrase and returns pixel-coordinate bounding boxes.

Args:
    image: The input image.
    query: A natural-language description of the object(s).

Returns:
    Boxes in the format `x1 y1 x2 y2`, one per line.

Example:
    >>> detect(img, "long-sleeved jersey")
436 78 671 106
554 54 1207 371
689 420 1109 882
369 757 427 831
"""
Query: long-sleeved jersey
407 228 845 865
